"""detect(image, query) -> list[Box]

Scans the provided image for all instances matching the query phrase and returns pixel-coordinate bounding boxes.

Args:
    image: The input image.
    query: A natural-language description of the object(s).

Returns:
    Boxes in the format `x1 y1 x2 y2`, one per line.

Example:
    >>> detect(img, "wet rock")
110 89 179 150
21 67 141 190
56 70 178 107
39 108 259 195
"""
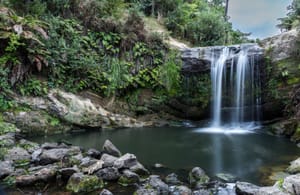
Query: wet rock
148 175 169 194
235 181 260 195
216 173 237 183
39 147 81 165
66 172 103 193
80 157 98 167
87 148 102 159
118 170 140 186
31 148 43 162
286 157 300 174
99 189 113 195
0 134 15 147
135 188 157 195
18 139 39 154
102 140 122 157
130 162 149 175
16 166 57 186
96 167 120 181
0 161 14 179
101 153 118 167
165 173 182 185
113 153 137 169
4 147 31 162
59 166 80 180
82 160 104 174
169 185 192 195
282 174 300 195
256 186 288 195
189 167 210 186
154 163 165 168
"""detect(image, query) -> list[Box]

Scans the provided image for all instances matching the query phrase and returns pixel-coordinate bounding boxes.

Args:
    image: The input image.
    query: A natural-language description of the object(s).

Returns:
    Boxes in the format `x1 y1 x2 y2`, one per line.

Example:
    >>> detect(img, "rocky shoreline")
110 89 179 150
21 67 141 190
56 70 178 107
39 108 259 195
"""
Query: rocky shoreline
0 124 299 195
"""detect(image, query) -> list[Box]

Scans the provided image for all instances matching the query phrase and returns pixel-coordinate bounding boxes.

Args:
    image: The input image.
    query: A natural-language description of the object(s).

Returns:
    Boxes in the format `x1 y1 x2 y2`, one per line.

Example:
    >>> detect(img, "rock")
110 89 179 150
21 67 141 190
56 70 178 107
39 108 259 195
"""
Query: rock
235 181 260 195
31 148 43 162
261 29 298 62
4 111 71 135
16 166 57 186
148 175 169 195
4 147 31 162
135 188 158 195
282 174 300 195
216 173 237 183
48 89 148 128
59 166 80 180
41 142 69 149
0 133 15 147
118 170 140 186
102 140 122 157
181 44 263 74
256 186 289 195
189 167 210 186
297 143 300 148
99 189 113 195
82 160 104 174
169 185 192 195
154 163 165 168
130 162 149 175
39 147 81 165
96 167 120 181
100 153 118 167
0 161 14 179
287 157 300 174
87 148 102 159
165 173 182 185
18 139 39 154
113 153 137 169
66 172 103 193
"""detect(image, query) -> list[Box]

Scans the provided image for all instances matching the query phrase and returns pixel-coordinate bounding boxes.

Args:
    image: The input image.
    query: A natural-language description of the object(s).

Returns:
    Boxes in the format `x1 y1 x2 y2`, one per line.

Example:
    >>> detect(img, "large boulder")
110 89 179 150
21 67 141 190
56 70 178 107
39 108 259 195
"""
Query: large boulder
48 89 150 128
0 161 14 179
16 166 57 186
235 181 260 195
102 140 122 157
256 186 289 195
287 157 300 174
4 147 31 163
66 172 103 193
148 175 169 195
3 111 70 135
96 167 120 181
113 153 138 169
38 146 81 165
282 174 300 195
188 167 210 187
118 170 140 186
261 29 298 62
100 153 118 167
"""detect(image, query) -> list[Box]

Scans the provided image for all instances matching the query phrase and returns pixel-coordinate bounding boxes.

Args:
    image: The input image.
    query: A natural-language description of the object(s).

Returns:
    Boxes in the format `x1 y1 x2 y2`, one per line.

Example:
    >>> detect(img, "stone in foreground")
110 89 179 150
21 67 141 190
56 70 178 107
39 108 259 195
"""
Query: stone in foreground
235 181 259 195
66 172 103 193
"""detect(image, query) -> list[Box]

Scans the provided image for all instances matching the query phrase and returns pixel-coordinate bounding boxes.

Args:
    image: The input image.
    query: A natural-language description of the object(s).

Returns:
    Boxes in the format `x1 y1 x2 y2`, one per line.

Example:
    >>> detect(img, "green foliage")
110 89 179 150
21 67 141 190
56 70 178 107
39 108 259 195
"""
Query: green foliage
159 51 181 96
17 78 48 96
277 0 300 31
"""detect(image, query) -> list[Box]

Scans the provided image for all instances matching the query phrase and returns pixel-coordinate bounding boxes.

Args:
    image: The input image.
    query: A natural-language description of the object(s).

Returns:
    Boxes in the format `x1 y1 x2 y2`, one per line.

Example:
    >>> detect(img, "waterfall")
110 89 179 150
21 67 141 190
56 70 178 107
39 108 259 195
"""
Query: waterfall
210 44 262 128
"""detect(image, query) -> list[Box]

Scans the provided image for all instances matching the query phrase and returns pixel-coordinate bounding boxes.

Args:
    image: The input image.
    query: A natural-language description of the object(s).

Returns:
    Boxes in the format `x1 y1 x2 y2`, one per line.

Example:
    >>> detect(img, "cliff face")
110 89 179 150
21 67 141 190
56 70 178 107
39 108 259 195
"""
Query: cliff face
261 29 300 143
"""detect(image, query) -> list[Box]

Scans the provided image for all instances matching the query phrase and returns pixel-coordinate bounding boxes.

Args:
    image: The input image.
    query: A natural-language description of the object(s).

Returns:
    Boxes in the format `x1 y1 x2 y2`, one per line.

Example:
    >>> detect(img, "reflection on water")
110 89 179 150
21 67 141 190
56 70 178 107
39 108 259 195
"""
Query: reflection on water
30 126 300 185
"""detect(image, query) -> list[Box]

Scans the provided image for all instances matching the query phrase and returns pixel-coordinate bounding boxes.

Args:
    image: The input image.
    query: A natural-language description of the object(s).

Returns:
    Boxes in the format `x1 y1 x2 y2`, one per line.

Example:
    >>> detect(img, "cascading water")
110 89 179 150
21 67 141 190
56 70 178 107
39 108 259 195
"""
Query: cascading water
210 44 262 129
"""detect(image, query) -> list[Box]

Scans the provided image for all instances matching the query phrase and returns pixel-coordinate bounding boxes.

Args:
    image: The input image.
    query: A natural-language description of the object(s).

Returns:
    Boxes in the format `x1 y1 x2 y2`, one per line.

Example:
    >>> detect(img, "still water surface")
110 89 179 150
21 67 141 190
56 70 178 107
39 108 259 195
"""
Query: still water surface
31 126 300 185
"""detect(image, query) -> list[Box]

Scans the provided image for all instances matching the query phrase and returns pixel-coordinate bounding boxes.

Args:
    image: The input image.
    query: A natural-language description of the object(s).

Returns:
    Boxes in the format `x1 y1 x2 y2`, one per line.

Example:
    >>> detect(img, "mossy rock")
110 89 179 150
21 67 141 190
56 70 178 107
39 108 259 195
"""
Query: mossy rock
291 126 300 142
66 173 103 193
0 122 18 135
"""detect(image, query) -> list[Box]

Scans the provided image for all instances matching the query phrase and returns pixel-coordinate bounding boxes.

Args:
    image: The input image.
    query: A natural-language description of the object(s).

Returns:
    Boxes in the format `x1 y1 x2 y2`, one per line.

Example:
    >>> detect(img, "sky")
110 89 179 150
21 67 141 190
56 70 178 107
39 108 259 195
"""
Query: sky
228 0 293 39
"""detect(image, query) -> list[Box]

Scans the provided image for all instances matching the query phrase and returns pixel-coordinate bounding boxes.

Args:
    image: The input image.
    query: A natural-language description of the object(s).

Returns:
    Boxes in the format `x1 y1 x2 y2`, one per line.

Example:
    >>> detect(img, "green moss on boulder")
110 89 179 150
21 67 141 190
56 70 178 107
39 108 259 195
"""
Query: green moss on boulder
66 172 103 193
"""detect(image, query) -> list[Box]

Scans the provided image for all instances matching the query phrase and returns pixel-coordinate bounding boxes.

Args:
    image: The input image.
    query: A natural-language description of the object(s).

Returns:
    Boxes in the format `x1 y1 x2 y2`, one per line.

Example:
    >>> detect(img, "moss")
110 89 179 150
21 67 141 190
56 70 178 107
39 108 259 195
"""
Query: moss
0 148 8 160
118 175 139 186
14 159 30 168
66 174 103 193
0 122 18 135
291 126 300 142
